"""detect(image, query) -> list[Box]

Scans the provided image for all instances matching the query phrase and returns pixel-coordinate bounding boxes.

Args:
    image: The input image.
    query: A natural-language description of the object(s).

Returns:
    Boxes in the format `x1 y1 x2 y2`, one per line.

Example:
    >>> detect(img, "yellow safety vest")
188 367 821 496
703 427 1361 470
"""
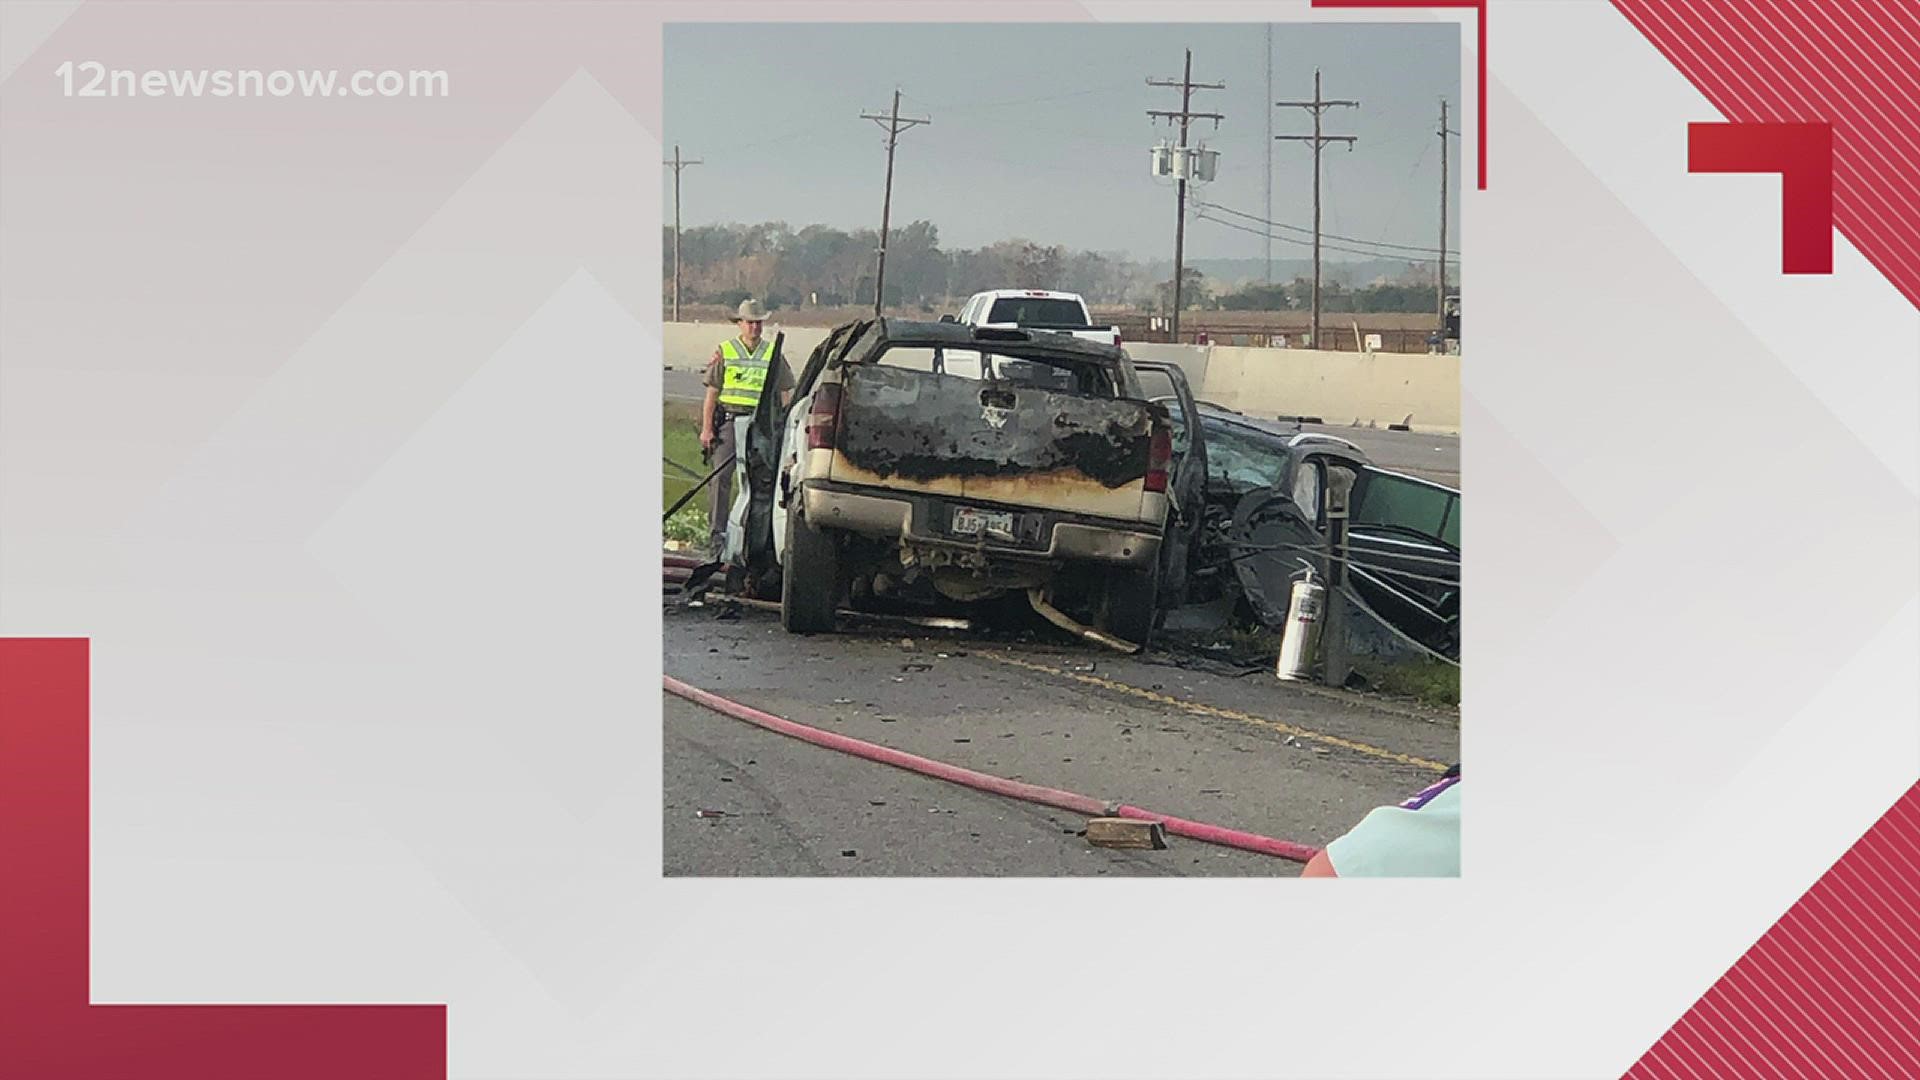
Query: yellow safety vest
717 336 773 410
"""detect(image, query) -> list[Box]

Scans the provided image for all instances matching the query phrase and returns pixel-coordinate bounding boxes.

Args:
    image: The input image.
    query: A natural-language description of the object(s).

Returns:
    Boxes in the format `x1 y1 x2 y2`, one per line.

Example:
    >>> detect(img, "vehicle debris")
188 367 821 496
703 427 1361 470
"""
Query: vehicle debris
1027 587 1140 654
1085 817 1168 850
693 809 728 820
1184 406 1460 664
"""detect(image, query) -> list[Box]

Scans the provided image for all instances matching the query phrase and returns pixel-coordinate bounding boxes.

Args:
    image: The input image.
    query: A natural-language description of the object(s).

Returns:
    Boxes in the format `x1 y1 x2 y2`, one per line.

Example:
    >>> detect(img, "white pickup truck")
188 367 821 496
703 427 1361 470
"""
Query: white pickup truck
736 318 1207 647
950 289 1122 348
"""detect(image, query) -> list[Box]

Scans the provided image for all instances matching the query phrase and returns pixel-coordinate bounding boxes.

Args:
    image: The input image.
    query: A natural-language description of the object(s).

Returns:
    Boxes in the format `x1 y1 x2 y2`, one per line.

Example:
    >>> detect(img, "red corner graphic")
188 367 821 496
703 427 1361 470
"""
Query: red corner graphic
1626 781 1920 1077
0 639 446 1079
1614 0 1920 309
1689 122 1835 274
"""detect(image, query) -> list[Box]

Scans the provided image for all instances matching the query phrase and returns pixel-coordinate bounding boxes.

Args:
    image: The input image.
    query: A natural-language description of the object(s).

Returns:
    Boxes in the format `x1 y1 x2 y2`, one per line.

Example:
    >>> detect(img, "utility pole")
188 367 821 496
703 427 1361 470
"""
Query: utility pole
662 144 701 322
1276 70 1357 348
860 89 930 316
1437 98 1458 335
1265 26 1273 286
1147 49 1225 343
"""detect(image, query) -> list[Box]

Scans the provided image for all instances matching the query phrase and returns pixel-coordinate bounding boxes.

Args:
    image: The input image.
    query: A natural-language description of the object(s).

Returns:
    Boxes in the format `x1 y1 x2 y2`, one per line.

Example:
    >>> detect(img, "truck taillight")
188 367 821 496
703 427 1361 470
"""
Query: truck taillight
1144 424 1172 493
806 384 843 450
1113 330 1123 347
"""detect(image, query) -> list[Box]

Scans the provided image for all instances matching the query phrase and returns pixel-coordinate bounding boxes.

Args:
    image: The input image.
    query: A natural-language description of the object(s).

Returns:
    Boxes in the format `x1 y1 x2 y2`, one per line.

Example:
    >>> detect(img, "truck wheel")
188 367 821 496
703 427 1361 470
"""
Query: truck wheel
1098 563 1160 649
781 509 841 634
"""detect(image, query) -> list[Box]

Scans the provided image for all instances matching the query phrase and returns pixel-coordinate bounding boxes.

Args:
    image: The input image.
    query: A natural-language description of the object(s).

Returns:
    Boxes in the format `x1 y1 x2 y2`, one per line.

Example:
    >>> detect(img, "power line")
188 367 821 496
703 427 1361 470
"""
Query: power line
1372 139 1433 252
1191 209 1458 265
1146 48 1225 343
1192 199 1446 256
1275 68 1358 347
860 89 931 316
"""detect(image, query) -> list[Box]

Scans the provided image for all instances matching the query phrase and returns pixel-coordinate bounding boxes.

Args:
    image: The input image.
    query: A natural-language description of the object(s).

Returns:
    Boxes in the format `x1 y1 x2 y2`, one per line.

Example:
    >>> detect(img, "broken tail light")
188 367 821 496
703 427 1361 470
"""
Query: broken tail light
1144 423 1172 493
806 383 843 450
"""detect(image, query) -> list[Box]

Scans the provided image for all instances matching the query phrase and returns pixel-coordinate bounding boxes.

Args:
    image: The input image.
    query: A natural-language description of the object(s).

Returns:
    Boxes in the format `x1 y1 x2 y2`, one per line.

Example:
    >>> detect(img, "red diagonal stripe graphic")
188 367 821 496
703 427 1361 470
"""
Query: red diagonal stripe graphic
0 639 446 1078
1614 0 1920 309
1624 781 1920 1078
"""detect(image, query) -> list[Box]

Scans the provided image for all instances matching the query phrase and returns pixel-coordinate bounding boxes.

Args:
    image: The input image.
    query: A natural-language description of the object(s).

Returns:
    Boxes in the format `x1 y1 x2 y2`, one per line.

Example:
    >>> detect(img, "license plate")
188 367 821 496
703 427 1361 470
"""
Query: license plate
951 506 1015 540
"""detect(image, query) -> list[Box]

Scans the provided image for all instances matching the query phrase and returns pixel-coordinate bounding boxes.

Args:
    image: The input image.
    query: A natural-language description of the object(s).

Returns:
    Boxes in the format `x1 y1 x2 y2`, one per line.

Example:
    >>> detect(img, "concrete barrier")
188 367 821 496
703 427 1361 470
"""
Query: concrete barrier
661 322 1459 434
1130 342 1460 434
1124 342 1211 393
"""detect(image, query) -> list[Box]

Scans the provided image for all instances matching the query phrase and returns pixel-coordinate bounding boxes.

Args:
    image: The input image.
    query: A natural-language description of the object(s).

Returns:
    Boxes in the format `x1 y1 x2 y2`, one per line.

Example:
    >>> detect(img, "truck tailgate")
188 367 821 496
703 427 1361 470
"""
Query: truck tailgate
829 364 1155 521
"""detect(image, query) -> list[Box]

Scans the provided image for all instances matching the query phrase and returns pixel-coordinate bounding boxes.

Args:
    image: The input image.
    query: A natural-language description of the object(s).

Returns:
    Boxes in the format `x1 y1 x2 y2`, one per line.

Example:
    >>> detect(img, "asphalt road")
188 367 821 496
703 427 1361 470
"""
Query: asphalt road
662 599 1459 877
660 367 1459 487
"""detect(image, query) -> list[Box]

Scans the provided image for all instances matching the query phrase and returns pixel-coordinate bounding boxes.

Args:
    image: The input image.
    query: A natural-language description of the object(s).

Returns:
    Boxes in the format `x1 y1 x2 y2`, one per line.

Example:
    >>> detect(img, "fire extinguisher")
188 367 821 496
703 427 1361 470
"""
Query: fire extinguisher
1275 559 1325 682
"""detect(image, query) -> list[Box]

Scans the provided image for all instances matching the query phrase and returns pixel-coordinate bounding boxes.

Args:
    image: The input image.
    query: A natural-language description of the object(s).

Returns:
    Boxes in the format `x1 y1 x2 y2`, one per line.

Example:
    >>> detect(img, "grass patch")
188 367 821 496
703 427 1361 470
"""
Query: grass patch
663 399 707 510
1355 658 1460 708
668 397 714 503
663 399 714 549
665 505 710 547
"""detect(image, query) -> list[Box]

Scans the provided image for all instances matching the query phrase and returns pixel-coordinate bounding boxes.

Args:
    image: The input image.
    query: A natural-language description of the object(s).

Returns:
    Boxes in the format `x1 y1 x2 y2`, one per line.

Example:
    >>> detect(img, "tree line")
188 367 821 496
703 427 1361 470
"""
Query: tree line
664 220 1447 314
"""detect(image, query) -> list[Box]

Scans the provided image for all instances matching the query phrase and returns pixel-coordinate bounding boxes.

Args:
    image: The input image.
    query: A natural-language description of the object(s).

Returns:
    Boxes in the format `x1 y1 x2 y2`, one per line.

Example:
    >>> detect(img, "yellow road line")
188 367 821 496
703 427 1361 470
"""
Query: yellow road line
983 652 1448 773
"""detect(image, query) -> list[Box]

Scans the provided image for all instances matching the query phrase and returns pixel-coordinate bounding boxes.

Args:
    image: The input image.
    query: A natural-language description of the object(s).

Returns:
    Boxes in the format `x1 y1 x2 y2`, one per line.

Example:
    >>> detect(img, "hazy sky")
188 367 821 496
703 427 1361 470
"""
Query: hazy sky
664 22 1461 265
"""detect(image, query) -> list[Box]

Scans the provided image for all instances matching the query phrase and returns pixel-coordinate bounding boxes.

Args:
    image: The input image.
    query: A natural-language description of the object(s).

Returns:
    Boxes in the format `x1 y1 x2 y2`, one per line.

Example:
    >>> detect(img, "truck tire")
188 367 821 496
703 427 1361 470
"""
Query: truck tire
1098 562 1160 649
781 509 841 635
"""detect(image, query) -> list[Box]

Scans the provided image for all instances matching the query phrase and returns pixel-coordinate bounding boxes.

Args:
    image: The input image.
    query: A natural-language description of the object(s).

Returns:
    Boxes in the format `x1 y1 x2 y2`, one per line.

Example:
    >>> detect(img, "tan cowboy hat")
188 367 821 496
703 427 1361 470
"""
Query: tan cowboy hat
733 299 770 322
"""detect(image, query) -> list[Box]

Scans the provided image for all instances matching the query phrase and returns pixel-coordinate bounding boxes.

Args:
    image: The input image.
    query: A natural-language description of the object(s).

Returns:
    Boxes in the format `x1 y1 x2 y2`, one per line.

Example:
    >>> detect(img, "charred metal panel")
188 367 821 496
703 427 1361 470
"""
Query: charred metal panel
834 365 1152 489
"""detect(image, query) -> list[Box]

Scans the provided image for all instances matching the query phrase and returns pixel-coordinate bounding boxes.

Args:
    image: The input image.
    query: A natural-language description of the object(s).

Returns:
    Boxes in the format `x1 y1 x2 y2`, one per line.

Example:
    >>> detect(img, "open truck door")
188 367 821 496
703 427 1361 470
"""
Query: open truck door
741 321 870 595
1130 360 1208 609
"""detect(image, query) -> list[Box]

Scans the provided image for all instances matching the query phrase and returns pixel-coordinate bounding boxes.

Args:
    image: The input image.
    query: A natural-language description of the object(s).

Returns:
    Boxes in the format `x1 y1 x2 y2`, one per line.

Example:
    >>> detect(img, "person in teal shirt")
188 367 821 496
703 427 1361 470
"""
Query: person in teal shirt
1303 767 1460 877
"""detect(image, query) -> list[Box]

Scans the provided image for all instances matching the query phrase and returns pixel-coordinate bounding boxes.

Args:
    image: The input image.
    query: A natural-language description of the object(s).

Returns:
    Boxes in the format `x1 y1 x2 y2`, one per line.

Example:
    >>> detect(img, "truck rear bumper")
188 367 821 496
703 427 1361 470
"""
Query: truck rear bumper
800 482 1161 569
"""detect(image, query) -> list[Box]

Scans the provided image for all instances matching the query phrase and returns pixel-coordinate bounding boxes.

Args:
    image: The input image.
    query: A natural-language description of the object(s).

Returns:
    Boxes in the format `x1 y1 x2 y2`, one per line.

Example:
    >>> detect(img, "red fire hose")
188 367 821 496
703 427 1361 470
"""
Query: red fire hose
664 674 1319 863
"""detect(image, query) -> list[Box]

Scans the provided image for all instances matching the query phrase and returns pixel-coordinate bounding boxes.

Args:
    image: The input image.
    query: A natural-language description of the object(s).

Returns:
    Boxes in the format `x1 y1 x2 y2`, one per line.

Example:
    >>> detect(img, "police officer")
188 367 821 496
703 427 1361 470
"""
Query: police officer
699 298 791 562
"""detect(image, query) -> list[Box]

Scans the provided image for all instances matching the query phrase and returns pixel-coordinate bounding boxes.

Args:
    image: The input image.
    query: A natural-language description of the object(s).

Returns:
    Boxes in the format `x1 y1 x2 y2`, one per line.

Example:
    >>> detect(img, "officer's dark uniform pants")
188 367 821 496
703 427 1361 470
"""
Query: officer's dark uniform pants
706 409 735 559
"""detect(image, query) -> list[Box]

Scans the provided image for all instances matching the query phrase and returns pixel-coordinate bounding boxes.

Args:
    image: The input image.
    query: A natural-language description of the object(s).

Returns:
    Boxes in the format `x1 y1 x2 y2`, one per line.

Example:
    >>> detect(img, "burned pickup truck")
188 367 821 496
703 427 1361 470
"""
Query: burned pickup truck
739 318 1205 646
